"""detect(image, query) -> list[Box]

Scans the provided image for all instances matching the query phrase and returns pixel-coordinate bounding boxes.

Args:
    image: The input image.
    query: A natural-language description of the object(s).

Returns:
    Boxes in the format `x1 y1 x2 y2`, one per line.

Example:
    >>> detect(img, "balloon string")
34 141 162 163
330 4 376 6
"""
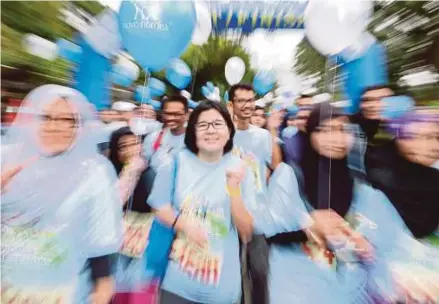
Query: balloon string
191 58 198 96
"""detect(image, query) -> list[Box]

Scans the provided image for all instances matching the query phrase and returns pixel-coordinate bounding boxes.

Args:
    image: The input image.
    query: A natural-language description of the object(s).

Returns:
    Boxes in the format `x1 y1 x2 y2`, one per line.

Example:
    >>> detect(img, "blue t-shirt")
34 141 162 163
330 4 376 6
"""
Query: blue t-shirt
233 125 272 198
148 149 256 304
1 157 123 303
143 129 186 171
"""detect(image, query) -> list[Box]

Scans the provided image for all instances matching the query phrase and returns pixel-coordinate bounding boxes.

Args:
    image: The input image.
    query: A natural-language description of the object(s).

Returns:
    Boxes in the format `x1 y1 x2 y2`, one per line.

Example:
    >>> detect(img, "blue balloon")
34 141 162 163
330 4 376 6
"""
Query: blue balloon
206 82 215 92
201 86 211 98
150 99 162 110
166 59 192 89
340 42 388 114
57 38 82 63
118 1 196 72
381 95 414 120
112 72 133 87
224 91 229 102
188 99 199 109
148 78 166 97
135 85 151 101
286 105 299 115
253 71 276 95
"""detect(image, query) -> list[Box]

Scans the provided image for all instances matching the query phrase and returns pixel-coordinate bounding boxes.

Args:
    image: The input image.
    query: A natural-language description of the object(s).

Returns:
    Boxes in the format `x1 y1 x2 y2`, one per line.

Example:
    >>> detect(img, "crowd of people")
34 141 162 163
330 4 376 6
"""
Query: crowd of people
1 83 438 304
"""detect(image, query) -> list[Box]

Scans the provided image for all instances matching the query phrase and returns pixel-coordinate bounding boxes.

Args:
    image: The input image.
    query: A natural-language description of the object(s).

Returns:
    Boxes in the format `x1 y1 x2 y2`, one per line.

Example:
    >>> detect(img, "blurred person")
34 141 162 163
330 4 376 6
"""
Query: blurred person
143 95 188 171
0 85 123 304
351 85 394 142
229 84 282 304
107 127 158 303
250 106 267 128
281 105 314 166
365 111 439 302
295 93 314 107
129 104 162 137
147 100 256 304
93 102 137 156
267 102 411 303
113 101 137 123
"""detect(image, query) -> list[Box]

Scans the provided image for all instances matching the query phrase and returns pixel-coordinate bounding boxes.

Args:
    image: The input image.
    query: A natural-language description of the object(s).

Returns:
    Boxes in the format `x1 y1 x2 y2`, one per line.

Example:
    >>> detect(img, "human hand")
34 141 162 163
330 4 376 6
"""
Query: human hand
266 110 283 131
1 156 38 193
182 220 208 248
126 155 148 174
226 165 246 188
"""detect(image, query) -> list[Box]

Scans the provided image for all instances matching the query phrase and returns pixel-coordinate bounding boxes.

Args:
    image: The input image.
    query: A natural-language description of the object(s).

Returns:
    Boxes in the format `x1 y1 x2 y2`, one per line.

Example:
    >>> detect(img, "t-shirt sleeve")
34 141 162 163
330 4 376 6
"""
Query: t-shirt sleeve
83 158 123 258
248 163 313 237
147 156 176 210
264 129 273 164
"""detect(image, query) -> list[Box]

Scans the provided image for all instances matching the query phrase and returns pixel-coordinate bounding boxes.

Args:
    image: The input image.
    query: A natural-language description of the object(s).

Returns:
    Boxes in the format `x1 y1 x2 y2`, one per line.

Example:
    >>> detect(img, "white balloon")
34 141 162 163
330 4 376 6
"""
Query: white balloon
114 55 140 80
214 87 220 96
305 0 373 56
225 57 246 85
180 90 192 100
23 34 58 61
264 92 274 102
84 9 121 58
192 2 212 46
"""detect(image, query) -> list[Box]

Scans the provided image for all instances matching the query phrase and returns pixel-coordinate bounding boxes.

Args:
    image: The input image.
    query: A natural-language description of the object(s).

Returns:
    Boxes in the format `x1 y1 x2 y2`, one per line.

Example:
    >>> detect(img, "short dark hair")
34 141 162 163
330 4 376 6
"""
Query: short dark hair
254 106 265 112
298 93 314 99
161 95 189 112
228 84 254 102
185 100 235 155
361 85 394 97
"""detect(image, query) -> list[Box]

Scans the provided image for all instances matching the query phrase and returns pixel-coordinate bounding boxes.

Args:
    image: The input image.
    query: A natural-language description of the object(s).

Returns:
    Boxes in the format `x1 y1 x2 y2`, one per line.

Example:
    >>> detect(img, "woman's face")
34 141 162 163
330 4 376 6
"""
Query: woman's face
397 121 439 167
38 99 78 155
195 109 230 154
99 110 120 123
310 116 353 159
250 109 266 128
117 134 141 164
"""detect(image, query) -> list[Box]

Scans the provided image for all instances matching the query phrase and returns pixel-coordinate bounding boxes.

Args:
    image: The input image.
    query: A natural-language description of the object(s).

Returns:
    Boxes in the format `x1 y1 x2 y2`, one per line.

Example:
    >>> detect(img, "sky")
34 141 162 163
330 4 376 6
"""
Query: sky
98 0 306 92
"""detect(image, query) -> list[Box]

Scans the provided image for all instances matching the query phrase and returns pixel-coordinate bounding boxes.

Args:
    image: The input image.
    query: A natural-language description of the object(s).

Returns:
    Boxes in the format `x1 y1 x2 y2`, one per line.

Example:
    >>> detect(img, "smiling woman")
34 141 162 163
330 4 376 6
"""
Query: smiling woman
147 100 258 304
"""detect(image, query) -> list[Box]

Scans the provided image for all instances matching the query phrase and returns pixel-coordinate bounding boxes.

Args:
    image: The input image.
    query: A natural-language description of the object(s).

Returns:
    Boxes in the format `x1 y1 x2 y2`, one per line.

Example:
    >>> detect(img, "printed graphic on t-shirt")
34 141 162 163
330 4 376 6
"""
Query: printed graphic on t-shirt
1 224 68 267
231 147 262 192
1 282 74 304
169 194 228 286
120 211 154 258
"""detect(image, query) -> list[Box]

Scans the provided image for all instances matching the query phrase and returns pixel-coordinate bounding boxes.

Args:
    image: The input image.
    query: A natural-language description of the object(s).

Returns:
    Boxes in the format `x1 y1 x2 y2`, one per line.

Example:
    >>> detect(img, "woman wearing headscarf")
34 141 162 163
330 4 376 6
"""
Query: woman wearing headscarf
267 102 411 303
366 111 439 302
108 127 158 303
1 85 123 304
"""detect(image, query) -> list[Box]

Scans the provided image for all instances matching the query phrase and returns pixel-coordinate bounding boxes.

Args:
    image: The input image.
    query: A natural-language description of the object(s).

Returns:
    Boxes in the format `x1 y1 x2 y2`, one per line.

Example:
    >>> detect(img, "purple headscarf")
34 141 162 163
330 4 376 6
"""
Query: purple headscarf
387 111 439 140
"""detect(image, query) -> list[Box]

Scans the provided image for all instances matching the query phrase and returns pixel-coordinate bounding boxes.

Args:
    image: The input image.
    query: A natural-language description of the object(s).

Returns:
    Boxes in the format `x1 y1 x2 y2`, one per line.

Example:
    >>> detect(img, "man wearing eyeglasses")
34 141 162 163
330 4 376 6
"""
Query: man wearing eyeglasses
143 95 189 171
228 84 277 304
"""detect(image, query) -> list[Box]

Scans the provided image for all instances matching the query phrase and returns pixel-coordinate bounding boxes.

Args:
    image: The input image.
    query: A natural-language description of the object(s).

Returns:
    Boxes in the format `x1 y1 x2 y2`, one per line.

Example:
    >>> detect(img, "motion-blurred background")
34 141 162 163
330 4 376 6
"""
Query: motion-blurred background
1 1 438 125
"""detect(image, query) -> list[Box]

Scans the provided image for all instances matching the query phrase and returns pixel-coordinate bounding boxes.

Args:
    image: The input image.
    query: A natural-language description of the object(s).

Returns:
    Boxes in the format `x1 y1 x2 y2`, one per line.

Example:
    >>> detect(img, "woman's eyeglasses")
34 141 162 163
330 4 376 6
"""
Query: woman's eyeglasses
40 115 77 128
195 120 227 131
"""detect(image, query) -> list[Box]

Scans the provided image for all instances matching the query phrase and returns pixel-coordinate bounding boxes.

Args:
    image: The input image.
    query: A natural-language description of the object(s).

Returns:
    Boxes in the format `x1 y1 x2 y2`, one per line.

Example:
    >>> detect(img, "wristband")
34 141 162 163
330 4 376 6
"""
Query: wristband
226 186 241 198
171 214 180 230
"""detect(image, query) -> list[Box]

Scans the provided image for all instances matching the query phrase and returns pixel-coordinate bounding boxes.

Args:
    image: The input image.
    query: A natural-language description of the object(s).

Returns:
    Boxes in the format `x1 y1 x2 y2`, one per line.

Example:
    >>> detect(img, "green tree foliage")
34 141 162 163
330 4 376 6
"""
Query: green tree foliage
1 1 73 41
74 1 106 15
293 1 439 102
136 36 255 101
